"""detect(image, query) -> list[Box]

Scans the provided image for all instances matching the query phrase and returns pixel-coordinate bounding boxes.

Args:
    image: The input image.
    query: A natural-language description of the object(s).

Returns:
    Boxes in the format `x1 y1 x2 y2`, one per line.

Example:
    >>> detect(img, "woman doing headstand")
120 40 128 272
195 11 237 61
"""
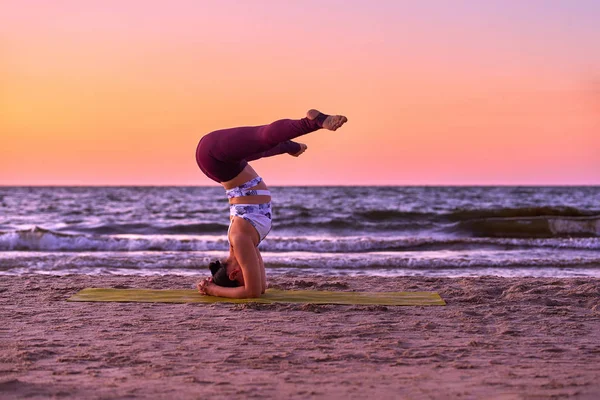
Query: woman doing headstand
195 109 348 298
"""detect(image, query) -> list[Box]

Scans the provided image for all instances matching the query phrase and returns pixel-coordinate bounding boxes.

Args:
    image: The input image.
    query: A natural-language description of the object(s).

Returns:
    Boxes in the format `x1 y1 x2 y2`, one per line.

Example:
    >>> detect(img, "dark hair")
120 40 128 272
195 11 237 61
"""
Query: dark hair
209 260 240 287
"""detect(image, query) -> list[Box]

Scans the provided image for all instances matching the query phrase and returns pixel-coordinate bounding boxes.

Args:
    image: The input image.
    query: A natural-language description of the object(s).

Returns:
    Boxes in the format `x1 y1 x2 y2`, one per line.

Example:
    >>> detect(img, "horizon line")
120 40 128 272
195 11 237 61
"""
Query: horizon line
1 184 599 188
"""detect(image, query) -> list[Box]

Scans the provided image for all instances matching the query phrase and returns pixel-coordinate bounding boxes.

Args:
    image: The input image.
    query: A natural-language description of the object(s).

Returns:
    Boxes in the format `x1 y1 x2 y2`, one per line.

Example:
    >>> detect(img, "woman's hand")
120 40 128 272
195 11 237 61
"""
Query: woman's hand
197 277 214 295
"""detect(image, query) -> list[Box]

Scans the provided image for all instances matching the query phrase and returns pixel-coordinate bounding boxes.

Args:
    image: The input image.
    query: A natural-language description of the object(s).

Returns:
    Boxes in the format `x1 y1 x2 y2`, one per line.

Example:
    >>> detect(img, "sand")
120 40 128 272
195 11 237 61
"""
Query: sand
1 274 600 399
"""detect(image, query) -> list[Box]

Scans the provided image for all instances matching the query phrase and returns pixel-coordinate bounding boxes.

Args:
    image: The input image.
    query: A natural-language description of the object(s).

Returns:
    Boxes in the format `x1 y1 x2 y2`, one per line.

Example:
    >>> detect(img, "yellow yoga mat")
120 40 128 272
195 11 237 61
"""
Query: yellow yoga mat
67 288 446 306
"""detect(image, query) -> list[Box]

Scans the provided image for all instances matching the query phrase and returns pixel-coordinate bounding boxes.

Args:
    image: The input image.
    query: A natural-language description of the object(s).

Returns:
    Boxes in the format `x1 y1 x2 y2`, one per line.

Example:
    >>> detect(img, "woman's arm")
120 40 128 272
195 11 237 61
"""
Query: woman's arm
201 233 263 298
255 247 267 294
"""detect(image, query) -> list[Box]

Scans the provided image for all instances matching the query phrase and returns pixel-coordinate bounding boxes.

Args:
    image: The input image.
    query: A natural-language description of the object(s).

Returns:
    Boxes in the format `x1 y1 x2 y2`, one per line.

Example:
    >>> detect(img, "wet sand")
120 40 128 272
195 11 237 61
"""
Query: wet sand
1 274 599 399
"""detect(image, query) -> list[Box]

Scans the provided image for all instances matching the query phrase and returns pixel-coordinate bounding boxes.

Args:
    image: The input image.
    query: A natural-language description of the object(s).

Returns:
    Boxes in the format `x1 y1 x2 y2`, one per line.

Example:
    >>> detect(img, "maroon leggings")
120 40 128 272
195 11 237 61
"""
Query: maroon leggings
196 114 327 183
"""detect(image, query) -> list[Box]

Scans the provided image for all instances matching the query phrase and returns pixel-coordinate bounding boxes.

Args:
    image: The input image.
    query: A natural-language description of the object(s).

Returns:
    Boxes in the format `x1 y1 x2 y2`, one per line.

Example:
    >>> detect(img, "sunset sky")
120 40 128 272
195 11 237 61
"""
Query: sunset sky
1 0 599 185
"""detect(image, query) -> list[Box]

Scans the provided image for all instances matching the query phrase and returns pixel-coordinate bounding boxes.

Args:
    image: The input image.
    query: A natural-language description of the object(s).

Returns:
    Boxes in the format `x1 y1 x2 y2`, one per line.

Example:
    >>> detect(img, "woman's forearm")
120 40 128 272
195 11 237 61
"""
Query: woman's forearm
208 284 262 299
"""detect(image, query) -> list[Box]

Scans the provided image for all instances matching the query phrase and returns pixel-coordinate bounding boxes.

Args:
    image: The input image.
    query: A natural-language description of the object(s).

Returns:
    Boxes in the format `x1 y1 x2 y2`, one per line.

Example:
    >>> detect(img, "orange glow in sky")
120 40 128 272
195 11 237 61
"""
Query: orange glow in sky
1 1 599 185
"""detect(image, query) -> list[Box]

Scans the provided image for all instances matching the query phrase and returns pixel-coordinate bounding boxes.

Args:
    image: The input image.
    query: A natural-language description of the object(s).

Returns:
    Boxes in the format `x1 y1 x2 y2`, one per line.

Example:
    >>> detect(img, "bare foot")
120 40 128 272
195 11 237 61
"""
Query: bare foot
307 109 348 131
291 143 308 157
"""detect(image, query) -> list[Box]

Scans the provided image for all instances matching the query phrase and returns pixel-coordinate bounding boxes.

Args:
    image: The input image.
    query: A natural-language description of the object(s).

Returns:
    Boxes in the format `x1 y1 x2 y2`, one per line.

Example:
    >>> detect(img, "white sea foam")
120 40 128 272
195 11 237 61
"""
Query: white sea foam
1 249 599 276
1 230 599 252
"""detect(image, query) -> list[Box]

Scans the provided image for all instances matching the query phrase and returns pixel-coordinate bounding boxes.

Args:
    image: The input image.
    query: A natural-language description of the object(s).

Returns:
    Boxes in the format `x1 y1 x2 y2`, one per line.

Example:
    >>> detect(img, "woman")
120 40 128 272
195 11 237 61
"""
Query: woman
195 109 348 298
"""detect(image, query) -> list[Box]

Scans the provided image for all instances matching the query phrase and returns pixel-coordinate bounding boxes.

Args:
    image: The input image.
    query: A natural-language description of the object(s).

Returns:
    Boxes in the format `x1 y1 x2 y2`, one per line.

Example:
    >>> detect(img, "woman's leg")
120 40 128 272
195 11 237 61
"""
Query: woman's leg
197 110 347 182
211 112 330 163
244 140 302 162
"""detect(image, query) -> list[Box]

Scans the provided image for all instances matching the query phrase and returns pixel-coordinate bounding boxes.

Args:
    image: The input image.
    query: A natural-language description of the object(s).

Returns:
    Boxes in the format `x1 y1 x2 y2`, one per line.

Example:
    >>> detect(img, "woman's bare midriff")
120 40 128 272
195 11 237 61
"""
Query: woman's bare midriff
222 164 271 205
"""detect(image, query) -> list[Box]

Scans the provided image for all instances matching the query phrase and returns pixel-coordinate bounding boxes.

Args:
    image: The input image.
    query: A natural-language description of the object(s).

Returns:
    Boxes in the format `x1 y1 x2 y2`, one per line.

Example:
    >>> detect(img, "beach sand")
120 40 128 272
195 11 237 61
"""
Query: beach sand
1 275 599 399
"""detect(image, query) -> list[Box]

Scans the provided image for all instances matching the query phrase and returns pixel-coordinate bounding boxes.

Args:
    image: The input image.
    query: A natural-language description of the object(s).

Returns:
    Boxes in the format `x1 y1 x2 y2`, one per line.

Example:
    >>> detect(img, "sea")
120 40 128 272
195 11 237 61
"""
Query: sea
0 186 599 278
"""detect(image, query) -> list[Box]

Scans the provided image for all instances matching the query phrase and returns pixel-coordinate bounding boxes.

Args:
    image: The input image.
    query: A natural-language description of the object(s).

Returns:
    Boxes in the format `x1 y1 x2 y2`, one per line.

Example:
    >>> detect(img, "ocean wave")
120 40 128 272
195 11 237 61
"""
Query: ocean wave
286 206 598 224
4 205 599 239
262 236 600 252
277 207 600 237
275 218 435 231
453 215 600 238
354 210 430 221
73 222 229 235
0 227 228 252
1 228 599 252
444 206 598 220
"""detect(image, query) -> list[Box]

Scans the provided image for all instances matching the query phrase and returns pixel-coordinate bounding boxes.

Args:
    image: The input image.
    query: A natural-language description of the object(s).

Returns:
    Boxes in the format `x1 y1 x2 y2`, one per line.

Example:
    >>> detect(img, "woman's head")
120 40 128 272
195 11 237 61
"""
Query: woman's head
209 259 243 287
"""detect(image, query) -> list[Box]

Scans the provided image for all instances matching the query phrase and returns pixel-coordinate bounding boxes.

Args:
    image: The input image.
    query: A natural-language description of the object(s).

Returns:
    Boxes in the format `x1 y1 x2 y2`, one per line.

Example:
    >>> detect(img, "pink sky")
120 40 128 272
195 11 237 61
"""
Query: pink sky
1 0 599 185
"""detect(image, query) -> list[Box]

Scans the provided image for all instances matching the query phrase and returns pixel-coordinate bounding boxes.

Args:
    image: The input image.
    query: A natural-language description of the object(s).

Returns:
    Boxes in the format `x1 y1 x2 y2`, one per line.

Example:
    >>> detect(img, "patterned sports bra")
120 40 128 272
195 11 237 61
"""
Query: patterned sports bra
225 176 271 199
